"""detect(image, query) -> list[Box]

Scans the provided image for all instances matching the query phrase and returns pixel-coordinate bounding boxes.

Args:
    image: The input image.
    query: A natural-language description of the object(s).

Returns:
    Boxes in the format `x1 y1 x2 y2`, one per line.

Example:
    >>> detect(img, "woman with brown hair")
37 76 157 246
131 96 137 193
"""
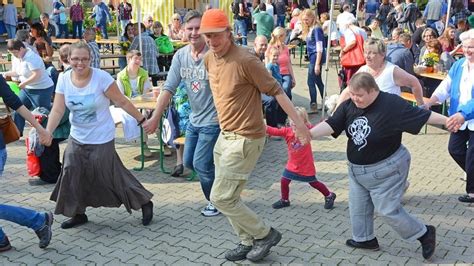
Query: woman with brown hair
438 26 463 55
42 41 154 229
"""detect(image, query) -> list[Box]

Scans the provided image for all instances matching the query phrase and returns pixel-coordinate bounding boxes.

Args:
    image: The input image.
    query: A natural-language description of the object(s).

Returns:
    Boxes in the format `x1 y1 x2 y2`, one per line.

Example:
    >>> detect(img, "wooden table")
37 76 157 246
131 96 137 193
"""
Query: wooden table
130 97 169 173
0 59 11 71
52 38 120 53
418 72 446 81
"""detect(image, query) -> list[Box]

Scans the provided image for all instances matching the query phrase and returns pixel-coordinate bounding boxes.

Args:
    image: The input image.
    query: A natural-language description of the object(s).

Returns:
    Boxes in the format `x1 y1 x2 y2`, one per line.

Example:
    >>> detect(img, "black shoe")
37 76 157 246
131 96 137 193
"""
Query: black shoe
35 211 53 248
224 244 252 261
0 236 11 252
61 214 88 229
246 228 282 262
458 194 474 203
142 201 153 226
170 164 184 177
272 199 290 209
324 192 336 209
418 225 436 260
28 178 50 186
345 238 380 250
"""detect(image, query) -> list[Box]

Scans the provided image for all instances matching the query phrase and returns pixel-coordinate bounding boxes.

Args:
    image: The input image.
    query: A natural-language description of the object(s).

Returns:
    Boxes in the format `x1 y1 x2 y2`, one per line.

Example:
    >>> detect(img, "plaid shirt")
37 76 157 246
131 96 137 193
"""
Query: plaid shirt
118 2 132 20
70 4 84 22
88 41 100 68
130 35 159 75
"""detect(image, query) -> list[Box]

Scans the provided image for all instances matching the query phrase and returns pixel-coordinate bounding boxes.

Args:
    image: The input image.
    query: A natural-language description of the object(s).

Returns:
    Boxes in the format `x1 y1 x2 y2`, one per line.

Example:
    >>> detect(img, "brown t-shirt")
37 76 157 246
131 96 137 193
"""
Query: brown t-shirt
204 44 283 139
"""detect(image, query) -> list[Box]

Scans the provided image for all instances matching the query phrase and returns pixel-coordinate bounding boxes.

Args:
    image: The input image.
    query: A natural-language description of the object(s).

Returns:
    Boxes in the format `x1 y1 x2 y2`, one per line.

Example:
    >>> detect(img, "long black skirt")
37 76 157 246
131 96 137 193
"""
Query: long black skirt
50 137 153 217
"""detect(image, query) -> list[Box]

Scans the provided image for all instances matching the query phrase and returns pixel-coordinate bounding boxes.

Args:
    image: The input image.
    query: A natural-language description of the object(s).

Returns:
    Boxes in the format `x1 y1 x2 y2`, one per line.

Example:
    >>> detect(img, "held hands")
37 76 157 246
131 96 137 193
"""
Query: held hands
38 128 53 147
294 122 312 145
446 113 465 133
142 118 159 135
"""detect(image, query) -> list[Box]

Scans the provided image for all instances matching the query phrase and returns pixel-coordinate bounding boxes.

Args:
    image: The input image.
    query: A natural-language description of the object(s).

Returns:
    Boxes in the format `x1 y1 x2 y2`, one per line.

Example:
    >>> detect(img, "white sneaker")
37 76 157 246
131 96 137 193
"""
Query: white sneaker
201 202 220 217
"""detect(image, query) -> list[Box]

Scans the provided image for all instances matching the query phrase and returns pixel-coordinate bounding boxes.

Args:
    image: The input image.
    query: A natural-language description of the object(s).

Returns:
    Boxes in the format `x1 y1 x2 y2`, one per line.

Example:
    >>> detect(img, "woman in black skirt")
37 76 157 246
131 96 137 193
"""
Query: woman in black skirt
42 41 154 229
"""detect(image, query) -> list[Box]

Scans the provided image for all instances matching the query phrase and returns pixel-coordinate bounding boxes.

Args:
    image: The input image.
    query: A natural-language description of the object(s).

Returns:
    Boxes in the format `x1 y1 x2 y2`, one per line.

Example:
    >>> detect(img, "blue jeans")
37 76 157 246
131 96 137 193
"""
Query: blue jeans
97 23 108 39
56 23 69 38
0 148 6 176
72 21 83 39
234 19 248 46
0 204 46 240
5 24 16 39
183 124 220 201
14 86 54 135
307 54 325 104
348 145 427 242
277 15 286 28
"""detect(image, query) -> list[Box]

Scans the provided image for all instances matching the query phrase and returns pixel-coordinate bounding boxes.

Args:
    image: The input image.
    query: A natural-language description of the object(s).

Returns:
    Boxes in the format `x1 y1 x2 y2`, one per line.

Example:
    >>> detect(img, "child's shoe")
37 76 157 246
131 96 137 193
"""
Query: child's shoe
272 199 290 209
324 192 336 209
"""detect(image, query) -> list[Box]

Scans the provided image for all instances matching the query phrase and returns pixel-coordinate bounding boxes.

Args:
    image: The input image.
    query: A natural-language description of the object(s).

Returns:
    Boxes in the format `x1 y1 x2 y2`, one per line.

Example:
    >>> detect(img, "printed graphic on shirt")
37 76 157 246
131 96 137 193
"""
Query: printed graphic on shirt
180 66 207 81
68 94 97 124
191 80 201 93
347 116 371 151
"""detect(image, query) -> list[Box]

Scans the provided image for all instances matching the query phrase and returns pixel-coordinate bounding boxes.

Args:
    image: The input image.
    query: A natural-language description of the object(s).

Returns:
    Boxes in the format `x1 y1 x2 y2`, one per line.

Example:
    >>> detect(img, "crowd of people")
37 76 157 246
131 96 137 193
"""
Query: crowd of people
0 0 473 263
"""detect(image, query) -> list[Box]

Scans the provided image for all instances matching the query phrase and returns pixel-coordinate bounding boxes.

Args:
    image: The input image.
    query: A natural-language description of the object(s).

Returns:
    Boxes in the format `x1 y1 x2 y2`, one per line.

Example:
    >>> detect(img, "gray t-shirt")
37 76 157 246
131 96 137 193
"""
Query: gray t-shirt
164 45 218 127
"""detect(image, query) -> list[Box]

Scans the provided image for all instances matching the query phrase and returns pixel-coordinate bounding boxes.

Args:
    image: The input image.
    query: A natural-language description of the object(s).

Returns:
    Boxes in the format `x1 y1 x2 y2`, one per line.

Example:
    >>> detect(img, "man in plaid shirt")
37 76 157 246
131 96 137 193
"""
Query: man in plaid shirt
130 23 159 84
84 28 101 68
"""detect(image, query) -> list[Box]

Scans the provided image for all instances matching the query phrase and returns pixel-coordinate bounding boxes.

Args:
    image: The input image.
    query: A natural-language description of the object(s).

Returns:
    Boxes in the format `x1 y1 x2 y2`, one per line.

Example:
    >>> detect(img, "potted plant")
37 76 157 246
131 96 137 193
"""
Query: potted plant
422 52 440 73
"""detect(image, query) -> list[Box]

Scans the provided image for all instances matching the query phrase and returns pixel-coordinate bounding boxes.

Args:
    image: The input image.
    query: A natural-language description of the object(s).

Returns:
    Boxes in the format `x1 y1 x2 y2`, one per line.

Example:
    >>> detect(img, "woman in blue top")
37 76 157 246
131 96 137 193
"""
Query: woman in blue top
300 9 326 113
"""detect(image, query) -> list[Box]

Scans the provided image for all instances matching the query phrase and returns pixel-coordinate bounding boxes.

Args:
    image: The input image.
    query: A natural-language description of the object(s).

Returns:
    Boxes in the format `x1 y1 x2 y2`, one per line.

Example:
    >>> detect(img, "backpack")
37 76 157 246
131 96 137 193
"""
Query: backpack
155 35 174 54
161 103 180 148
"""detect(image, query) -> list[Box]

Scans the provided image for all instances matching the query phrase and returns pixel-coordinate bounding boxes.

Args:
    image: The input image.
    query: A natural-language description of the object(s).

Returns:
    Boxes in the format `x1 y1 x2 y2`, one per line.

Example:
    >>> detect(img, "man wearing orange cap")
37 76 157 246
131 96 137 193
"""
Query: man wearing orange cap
200 9 312 262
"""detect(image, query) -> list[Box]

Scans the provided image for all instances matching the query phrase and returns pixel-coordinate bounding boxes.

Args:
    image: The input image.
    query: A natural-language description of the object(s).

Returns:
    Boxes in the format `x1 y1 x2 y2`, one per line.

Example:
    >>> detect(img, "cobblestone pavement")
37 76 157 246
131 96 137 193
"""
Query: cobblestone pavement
1 46 473 265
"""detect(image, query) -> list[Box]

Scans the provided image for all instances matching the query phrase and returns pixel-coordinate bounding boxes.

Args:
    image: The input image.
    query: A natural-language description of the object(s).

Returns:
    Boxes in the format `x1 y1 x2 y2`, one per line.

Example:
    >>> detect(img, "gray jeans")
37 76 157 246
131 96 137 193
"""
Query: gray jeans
348 145 427 242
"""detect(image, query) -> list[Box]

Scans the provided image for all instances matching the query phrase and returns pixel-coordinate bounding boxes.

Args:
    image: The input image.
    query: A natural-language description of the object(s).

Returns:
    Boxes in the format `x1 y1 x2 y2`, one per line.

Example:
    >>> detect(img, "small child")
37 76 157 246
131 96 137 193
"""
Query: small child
263 48 283 128
266 107 336 209
265 47 283 85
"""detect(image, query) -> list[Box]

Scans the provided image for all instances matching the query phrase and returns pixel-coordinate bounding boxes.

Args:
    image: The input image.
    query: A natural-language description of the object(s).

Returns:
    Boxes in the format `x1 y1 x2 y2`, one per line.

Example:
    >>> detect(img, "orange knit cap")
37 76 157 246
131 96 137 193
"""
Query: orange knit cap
199 9 230 34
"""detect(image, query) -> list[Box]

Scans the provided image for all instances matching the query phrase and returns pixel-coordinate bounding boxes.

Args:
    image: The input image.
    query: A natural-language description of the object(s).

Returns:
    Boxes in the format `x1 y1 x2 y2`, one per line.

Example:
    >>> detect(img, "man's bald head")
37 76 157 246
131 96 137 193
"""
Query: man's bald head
254 35 268 57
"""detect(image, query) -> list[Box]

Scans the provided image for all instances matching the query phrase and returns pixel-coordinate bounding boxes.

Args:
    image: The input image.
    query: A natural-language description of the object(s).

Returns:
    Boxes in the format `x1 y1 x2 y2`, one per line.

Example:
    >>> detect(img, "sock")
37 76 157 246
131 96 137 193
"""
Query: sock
281 177 291 201
309 181 330 197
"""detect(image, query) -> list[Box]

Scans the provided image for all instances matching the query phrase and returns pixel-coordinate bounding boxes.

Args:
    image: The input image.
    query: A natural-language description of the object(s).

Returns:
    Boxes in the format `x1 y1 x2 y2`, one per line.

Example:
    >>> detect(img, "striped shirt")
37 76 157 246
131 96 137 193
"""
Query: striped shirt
88 41 100 68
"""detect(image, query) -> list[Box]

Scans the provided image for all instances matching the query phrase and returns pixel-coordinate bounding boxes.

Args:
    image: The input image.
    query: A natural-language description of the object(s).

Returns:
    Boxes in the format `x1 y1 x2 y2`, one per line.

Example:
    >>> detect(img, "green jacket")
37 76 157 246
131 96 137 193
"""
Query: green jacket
25 0 41 21
116 67 149 98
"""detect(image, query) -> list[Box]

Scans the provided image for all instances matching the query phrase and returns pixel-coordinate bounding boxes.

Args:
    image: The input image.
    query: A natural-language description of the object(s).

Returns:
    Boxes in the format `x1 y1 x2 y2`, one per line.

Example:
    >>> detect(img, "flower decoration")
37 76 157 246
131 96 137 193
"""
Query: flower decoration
422 52 440 67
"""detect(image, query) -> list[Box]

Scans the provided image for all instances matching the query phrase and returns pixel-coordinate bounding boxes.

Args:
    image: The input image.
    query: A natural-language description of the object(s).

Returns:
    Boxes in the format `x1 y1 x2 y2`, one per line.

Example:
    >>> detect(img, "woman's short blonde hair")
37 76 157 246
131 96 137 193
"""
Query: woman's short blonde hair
364 38 386 55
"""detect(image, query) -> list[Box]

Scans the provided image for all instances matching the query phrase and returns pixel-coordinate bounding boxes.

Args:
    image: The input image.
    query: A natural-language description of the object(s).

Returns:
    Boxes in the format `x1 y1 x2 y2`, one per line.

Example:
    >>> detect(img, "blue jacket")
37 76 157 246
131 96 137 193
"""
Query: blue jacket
0 76 23 149
306 26 326 64
386 43 415 76
447 58 474 121
91 2 111 26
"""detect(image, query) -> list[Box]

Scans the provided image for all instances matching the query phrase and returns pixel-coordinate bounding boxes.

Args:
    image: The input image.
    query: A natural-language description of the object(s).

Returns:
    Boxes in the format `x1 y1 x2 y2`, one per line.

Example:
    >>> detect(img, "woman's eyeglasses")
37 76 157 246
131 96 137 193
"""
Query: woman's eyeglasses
70 57 90 63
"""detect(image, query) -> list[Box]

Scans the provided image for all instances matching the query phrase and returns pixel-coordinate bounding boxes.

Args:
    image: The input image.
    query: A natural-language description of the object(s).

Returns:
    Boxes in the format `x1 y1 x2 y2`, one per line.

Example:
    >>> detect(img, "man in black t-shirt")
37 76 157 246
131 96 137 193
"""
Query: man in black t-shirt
310 73 452 261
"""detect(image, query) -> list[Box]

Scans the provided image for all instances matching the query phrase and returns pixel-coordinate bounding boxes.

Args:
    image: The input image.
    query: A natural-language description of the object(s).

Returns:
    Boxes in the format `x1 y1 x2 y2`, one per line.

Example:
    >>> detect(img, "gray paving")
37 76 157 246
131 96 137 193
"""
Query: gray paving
1 44 473 265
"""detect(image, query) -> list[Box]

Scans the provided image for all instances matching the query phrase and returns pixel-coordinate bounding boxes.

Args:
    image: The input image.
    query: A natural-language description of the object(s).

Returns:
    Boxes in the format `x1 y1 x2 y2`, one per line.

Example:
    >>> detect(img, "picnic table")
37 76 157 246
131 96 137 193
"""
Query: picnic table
418 72 446 81
52 38 121 53
130 96 169 174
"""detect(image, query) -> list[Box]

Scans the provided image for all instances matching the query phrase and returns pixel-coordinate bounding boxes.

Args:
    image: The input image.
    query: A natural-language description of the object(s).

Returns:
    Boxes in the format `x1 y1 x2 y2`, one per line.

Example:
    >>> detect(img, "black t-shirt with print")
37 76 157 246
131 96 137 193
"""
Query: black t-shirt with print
326 92 431 165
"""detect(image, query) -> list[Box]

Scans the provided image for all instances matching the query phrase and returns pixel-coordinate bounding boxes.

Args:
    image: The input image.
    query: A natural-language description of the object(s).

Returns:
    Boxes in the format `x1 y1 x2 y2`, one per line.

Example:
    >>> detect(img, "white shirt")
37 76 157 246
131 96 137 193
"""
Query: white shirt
359 62 401 95
433 60 474 131
56 68 116 144
265 3 274 17
16 49 54 89
323 20 339 41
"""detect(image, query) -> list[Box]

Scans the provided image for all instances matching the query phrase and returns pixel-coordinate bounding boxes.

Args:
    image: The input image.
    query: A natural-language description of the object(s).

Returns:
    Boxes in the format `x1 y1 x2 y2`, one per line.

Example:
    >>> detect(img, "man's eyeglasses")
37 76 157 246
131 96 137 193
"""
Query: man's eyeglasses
173 18 180 21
